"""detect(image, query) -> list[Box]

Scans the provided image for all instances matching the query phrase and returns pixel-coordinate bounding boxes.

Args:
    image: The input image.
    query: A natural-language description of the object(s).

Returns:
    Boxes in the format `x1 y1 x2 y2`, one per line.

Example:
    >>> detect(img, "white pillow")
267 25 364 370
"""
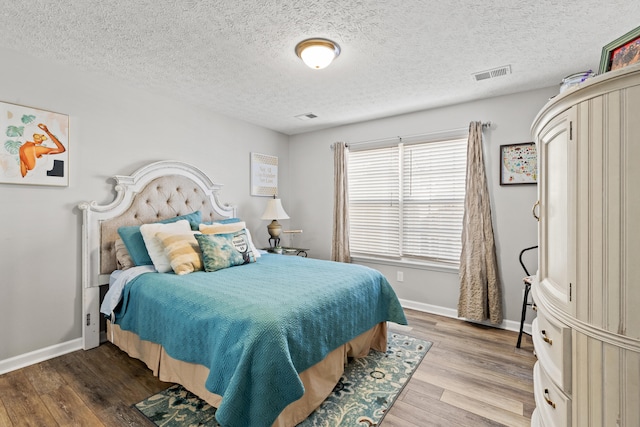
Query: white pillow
199 221 261 259
140 219 192 272
244 228 260 259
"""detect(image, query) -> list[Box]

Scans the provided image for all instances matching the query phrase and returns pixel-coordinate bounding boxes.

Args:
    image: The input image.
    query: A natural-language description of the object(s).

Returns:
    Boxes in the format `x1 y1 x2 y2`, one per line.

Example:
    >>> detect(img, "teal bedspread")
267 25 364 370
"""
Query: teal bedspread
114 254 407 427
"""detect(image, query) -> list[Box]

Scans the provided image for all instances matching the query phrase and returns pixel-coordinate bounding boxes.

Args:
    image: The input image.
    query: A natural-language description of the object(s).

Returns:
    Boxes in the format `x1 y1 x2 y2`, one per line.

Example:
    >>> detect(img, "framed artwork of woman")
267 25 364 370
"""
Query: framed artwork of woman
0 101 69 186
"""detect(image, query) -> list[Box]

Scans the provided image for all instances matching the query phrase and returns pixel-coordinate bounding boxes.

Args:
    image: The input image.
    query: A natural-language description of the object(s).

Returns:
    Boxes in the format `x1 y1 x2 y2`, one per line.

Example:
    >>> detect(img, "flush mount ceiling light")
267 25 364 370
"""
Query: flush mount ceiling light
295 38 341 70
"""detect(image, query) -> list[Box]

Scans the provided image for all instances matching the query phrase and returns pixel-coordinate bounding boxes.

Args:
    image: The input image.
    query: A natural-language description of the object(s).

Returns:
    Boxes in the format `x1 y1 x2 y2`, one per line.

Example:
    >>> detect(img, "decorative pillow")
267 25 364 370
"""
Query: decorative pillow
156 231 202 275
199 221 261 259
195 230 256 272
114 237 134 270
117 211 202 266
139 220 192 272
202 217 242 225
199 221 246 234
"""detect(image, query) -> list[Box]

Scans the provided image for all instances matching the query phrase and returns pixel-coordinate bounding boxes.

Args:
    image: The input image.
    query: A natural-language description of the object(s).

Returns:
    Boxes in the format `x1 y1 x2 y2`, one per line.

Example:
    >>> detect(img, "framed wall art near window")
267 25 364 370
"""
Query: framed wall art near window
0 101 69 186
500 142 537 186
250 152 278 196
599 25 640 73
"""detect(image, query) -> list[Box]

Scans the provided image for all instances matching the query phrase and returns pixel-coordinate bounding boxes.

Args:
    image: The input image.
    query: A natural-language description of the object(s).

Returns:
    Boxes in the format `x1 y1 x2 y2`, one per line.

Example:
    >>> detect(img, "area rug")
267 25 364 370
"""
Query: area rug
135 333 431 426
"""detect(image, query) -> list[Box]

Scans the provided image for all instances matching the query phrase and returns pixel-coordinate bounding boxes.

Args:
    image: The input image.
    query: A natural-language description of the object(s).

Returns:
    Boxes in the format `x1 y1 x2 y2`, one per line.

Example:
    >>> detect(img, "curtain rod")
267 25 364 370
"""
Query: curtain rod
332 121 491 150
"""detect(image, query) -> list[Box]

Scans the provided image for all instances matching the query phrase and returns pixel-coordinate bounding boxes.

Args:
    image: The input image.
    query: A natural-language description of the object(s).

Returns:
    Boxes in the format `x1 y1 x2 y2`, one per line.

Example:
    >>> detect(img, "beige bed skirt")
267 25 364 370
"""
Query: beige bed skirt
107 321 388 427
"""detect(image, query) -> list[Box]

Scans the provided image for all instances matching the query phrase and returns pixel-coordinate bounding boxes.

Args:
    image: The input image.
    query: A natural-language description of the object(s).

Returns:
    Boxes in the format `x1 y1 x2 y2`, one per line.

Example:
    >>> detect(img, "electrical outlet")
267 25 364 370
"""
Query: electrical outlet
397 271 404 282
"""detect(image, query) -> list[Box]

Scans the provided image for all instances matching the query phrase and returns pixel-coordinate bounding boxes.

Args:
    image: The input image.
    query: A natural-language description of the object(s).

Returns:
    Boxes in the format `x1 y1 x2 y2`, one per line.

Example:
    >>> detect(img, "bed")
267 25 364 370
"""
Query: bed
78 160 407 427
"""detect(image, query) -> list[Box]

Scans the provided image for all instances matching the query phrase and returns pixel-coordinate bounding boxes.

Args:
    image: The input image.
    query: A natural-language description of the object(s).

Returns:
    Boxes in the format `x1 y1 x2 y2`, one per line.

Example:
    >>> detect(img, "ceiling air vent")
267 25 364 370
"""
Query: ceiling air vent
473 65 512 81
295 113 318 121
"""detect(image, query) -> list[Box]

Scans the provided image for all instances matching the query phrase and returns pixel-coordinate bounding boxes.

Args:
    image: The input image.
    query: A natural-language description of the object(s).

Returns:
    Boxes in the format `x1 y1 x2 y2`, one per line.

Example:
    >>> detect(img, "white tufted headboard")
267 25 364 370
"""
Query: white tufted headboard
78 160 236 349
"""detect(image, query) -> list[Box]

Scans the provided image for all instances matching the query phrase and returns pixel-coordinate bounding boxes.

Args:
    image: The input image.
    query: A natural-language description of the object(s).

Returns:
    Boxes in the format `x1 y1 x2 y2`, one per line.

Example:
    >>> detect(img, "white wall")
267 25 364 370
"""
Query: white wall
0 47 290 364
288 86 558 328
0 44 557 368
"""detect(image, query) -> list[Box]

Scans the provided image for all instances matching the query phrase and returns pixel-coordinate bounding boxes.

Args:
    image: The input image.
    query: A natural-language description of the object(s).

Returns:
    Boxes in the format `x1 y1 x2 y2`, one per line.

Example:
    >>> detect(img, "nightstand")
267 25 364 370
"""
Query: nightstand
264 247 308 257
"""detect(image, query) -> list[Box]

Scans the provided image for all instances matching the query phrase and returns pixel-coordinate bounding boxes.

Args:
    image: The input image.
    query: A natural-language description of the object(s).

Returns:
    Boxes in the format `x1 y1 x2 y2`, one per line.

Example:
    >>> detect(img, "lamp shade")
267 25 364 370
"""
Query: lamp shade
260 198 289 220
295 38 341 70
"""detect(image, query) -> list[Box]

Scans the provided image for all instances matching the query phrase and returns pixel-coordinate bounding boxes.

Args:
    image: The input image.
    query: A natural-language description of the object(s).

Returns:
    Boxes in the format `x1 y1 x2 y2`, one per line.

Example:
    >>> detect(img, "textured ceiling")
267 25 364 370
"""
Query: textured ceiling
1 1 639 135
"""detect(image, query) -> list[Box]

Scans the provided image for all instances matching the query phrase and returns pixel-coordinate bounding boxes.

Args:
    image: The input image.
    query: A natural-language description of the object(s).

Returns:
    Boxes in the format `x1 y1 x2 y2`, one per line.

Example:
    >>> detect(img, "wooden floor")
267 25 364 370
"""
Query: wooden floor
0 309 536 426
384 309 536 426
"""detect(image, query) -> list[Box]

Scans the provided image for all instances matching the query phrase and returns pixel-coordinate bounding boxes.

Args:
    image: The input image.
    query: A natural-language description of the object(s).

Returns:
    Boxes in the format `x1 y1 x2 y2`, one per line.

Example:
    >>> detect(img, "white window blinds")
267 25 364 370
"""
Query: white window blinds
348 137 467 264
348 146 400 257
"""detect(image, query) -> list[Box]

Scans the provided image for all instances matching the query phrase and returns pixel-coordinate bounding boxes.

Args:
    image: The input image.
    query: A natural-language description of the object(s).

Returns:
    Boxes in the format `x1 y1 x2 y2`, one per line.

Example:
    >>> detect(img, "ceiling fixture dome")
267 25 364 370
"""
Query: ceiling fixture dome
295 38 341 70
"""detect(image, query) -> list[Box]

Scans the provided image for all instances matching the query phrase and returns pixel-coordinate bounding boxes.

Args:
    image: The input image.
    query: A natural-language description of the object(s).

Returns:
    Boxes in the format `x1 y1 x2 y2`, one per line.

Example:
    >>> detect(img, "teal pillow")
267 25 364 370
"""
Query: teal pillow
195 229 255 272
202 217 242 225
117 211 202 266
217 217 242 224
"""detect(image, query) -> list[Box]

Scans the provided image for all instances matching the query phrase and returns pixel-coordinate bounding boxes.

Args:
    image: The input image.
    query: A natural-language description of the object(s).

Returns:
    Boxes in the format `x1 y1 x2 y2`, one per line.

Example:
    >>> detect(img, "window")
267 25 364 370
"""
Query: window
348 136 467 265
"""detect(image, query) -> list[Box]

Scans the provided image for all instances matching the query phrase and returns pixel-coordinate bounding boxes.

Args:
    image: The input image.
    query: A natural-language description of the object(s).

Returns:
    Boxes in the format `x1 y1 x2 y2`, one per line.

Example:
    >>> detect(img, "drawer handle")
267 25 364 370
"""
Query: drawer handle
541 329 553 345
532 200 540 221
544 389 556 409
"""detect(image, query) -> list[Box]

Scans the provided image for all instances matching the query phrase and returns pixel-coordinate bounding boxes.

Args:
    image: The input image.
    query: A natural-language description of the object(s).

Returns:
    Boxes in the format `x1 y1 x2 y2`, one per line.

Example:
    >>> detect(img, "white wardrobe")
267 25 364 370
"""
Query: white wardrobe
530 64 640 426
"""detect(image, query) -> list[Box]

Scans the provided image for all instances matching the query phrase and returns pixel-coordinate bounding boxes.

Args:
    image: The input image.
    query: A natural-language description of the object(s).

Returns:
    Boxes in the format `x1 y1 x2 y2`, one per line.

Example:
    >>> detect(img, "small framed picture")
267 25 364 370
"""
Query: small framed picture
500 142 537 186
599 25 640 73
250 152 278 196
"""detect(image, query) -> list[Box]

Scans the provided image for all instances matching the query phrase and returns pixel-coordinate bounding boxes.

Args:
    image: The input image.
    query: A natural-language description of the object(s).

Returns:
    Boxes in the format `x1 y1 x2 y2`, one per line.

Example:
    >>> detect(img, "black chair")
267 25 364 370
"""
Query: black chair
516 245 538 348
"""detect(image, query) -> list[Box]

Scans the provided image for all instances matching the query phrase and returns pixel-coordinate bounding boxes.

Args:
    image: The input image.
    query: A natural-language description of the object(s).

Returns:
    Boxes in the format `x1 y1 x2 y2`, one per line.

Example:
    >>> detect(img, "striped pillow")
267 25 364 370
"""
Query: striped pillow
156 231 202 275
114 237 134 270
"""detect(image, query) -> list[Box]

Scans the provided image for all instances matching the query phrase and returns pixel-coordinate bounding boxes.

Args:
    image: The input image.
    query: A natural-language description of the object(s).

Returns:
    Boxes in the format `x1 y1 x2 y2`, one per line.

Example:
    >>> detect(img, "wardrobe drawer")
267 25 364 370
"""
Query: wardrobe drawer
534 362 571 427
531 408 543 427
532 313 571 393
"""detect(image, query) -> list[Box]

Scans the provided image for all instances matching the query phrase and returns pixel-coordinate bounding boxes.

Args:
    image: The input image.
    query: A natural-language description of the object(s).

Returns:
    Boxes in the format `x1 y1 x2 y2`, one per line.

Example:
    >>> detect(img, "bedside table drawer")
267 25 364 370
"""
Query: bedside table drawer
534 362 571 427
532 312 571 394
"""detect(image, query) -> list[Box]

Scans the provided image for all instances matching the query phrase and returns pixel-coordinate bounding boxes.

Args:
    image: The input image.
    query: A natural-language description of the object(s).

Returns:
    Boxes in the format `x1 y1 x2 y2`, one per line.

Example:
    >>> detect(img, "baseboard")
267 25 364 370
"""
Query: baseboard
0 303 532 376
0 338 83 375
399 298 532 335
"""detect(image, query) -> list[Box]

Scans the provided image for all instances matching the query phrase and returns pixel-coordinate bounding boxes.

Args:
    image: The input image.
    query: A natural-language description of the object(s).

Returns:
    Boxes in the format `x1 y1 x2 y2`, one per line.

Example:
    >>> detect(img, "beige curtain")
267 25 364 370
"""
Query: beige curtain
458 122 503 324
331 142 351 263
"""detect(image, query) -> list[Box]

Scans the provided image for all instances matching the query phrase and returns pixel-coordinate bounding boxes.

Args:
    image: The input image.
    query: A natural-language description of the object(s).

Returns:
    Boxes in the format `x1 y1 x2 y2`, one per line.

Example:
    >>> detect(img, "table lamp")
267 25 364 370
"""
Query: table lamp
260 196 289 248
